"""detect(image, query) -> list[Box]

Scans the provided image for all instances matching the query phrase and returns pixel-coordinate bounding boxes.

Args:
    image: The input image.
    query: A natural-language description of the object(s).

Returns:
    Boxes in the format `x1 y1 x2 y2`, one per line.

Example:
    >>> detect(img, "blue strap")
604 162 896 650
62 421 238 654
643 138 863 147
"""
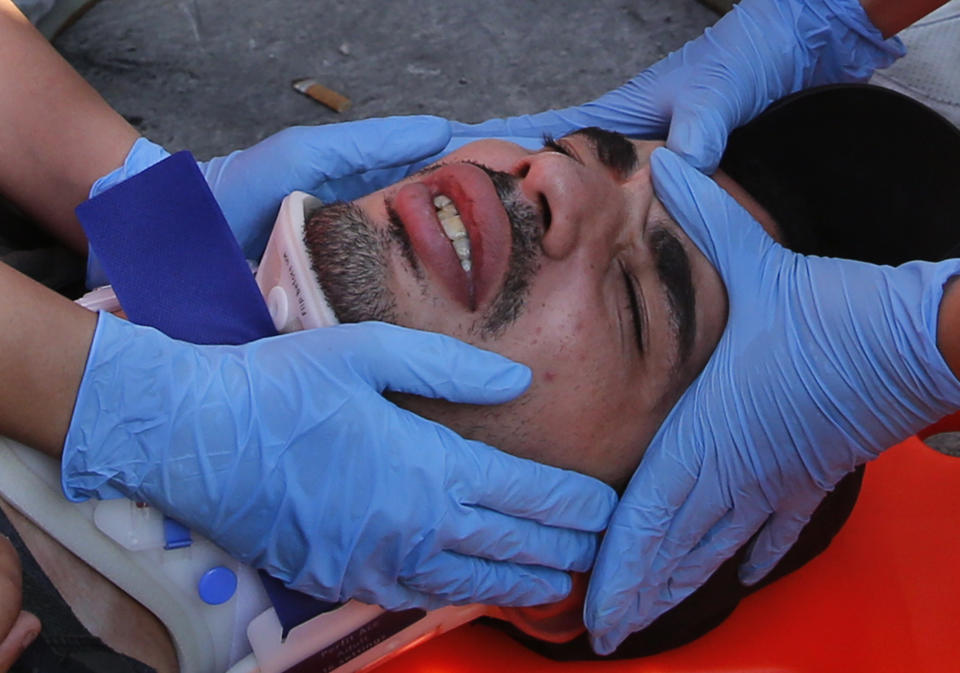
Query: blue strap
75 152 334 634
162 516 193 550
259 571 340 633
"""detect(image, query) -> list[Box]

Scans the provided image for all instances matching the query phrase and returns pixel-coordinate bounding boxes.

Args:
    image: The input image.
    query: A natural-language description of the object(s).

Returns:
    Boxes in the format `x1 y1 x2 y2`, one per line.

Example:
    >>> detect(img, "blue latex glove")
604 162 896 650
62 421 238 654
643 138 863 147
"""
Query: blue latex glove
90 116 452 262
62 314 617 610
584 148 960 653
451 0 903 173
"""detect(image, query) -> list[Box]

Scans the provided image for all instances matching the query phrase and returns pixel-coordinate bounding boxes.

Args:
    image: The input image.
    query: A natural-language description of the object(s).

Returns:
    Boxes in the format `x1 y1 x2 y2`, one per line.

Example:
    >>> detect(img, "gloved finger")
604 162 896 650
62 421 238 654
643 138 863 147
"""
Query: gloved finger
0 611 40 672
448 108 588 142
314 133 547 204
587 531 741 655
739 491 824 585
666 507 769 592
346 578 446 613
602 424 710 572
632 442 740 584
447 60 672 144
451 439 617 532
402 551 573 607
330 322 532 404
590 618 636 657
614 517 768 649
586 546 671 657
582 447 701 648
300 115 453 181
596 498 747 644
581 528 647 654
449 83 666 145
665 99 730 175
643 499 735 591
444 502 600 572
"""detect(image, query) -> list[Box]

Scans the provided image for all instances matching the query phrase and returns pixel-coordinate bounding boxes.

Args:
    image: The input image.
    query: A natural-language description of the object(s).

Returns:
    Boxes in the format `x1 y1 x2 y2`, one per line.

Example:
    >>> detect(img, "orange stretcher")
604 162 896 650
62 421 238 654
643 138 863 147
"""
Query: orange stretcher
379 411 960 673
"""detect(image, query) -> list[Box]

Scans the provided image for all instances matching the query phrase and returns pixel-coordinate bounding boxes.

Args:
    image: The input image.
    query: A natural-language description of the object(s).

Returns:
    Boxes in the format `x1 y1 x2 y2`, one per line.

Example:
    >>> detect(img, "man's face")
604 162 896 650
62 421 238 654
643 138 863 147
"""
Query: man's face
305 130 728 486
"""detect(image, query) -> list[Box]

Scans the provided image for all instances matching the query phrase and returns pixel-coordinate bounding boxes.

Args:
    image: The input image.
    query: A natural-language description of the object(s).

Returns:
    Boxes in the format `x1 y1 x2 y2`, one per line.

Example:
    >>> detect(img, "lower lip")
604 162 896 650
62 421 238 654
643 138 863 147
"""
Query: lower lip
390 164 511 311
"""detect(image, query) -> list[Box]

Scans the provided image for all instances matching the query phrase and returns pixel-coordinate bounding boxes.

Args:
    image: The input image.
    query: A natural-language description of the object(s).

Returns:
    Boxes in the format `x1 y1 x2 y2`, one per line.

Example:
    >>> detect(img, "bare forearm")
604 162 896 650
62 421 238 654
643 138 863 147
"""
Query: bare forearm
0 263 96 456
860 0 951 37
0 1 137 252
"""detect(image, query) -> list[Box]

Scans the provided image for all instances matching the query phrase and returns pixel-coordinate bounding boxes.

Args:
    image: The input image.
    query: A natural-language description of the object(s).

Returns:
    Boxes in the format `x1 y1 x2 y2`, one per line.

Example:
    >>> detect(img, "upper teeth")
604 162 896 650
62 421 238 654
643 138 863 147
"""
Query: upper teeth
434 194 472 273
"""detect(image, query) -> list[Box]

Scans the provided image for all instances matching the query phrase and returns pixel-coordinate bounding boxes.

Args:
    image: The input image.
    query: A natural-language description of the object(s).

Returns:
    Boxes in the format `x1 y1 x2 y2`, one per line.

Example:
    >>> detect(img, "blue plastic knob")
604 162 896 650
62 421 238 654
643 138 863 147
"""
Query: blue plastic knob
198 566 238 605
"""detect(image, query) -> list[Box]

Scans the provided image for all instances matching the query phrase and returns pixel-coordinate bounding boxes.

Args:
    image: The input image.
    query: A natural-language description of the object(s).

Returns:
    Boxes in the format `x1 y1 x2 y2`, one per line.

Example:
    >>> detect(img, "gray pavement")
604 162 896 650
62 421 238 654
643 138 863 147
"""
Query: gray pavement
52 1 718 159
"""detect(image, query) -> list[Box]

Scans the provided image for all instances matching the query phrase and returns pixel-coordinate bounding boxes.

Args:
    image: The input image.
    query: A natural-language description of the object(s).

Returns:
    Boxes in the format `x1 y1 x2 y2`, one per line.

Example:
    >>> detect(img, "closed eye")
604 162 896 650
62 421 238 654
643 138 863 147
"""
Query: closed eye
620 261 645 356
541 134 581 164
542 135 570 156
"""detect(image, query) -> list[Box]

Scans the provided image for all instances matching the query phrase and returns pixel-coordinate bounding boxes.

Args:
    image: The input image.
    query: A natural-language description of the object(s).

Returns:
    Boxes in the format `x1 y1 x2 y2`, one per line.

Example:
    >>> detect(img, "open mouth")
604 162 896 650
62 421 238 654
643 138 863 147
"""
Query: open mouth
388 163 513 313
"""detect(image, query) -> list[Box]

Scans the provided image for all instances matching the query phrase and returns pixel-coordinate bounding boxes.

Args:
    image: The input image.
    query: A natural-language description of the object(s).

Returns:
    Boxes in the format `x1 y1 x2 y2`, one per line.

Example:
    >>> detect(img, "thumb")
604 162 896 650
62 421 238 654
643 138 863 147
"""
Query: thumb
664 102 728 174
0 611 40 672
650 147 780 288
650 146 741 273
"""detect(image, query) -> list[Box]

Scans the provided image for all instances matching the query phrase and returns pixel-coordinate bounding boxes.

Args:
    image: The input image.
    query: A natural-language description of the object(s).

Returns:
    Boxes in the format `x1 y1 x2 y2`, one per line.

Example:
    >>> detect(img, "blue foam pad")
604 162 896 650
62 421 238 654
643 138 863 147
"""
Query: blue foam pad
76 151 277 344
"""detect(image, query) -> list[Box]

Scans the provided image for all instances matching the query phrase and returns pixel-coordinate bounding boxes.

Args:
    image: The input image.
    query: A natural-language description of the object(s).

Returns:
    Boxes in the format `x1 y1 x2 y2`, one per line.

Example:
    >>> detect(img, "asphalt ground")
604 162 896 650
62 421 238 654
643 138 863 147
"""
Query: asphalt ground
51 0 718 159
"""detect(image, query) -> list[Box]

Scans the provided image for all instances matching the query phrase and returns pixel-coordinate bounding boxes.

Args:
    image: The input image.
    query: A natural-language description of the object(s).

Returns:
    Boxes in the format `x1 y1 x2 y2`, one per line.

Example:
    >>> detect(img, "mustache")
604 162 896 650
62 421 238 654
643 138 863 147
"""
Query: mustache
465 161 543 338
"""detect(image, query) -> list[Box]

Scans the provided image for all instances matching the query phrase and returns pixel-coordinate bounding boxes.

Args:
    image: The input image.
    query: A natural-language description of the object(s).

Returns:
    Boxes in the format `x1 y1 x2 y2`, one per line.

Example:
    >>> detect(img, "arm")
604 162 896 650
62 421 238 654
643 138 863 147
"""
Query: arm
860 0 950 37
0 1 137 252
0 262 95 456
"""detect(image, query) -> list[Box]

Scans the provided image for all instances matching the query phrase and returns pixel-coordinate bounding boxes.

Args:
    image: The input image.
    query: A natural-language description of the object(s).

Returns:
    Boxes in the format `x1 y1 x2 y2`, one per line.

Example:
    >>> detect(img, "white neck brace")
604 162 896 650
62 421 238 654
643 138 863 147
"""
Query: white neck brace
255 191 339 332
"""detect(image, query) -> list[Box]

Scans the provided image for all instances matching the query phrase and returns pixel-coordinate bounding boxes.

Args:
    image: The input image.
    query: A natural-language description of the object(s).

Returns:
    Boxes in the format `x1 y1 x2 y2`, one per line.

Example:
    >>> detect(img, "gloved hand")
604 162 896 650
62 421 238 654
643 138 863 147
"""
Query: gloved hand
584 148 960 654
452 0 903 173
91 116 452 260
62 314 617 610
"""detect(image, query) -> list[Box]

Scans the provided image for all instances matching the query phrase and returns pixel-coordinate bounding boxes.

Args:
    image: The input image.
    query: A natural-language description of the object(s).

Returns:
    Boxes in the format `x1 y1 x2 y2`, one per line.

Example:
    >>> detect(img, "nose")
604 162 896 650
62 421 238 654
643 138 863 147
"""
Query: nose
512 150 592 260
512 150 651 261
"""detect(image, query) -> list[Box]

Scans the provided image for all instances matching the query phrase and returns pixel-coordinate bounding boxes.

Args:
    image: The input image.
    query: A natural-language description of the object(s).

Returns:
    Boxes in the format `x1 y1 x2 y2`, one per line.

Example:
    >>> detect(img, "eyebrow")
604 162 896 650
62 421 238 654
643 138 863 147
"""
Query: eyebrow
650 226 696 367
563 127 640 178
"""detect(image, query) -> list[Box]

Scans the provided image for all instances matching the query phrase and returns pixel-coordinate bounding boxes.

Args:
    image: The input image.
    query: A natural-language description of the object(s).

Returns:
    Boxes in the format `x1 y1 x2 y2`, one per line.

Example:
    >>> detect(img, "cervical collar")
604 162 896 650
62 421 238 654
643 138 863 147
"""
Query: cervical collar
254 191 339 332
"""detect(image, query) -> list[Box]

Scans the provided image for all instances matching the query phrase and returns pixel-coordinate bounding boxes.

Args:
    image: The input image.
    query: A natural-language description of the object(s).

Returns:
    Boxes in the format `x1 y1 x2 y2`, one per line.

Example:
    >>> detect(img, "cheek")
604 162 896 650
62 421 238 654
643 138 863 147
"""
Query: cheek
495 277 606 365
487 334 643 481
489 315 607 398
